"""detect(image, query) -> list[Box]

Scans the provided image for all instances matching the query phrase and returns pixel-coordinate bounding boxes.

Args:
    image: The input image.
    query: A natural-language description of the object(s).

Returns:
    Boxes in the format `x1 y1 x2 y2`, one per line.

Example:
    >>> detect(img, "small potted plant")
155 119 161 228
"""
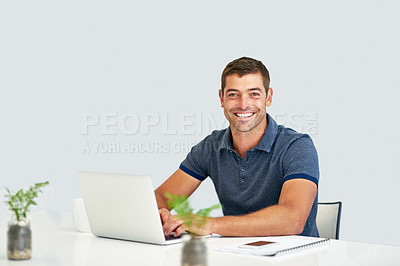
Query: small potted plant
167 193 220 266
4 181 49 260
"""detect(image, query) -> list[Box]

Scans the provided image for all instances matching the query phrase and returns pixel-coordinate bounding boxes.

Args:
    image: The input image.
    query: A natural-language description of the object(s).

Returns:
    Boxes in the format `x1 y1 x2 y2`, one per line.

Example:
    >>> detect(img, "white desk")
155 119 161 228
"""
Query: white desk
0 211 399 266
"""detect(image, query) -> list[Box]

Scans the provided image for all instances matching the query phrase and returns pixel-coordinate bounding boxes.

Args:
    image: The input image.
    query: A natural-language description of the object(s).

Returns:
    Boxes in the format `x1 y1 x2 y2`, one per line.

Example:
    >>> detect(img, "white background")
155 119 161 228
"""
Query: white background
1 1 399 246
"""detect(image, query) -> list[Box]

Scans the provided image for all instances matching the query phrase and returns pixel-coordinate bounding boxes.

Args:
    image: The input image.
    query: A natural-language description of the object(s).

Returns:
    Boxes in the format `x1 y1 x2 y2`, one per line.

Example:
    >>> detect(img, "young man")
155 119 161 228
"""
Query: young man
155 57 319 237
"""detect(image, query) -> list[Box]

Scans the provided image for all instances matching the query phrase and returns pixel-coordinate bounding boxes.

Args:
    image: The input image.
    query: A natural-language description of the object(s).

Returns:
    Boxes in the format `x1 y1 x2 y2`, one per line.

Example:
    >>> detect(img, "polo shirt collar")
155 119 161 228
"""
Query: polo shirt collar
219 113 278 153
254 113 278 153
219 127 234 151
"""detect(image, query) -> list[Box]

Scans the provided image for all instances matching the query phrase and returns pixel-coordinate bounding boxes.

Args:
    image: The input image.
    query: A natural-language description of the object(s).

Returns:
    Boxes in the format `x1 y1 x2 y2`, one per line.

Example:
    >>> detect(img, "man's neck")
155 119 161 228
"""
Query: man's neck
231 118 268 159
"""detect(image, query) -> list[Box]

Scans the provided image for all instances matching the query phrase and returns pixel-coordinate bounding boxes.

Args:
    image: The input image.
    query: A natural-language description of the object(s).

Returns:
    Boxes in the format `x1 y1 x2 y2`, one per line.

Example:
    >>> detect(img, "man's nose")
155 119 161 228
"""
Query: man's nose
237 95 250 110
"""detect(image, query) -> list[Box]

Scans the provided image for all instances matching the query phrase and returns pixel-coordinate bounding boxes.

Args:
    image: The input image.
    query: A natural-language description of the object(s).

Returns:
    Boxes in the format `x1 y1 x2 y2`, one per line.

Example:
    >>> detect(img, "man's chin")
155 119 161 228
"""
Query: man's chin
229 118 266 134
231 123 255 133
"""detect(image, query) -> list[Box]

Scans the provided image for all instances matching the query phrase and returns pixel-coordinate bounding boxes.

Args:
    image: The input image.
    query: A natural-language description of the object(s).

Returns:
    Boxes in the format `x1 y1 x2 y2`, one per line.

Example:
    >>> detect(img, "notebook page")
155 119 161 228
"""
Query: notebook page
215 235 329 257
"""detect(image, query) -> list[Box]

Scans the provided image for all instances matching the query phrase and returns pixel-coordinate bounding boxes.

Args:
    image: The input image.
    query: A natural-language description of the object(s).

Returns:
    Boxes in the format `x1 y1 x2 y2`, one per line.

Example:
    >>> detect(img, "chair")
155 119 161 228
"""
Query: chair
316 201 342 239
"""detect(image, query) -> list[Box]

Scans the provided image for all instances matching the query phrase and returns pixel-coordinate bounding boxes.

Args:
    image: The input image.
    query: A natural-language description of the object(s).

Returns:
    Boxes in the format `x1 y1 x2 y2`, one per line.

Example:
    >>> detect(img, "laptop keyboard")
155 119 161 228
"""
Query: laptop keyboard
165 234 183 241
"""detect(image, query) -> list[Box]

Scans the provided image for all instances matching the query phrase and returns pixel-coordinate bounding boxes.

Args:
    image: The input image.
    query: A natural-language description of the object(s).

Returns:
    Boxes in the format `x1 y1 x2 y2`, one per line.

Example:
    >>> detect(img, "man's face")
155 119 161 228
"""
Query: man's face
219 73 272 134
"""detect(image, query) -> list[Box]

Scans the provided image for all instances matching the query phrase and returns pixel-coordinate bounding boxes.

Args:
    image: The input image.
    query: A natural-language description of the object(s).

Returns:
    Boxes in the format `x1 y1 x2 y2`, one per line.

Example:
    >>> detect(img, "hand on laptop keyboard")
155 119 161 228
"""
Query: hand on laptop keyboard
165 233 183 241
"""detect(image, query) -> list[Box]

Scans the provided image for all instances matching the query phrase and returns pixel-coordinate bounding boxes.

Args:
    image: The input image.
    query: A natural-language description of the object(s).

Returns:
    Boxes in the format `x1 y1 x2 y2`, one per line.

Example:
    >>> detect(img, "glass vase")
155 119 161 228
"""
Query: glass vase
181 236 207 266
7 217 32 260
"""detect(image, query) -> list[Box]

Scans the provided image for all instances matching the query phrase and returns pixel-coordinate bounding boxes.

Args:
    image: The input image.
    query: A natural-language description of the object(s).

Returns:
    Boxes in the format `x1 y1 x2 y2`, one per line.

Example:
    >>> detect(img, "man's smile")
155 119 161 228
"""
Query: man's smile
234 112 255 118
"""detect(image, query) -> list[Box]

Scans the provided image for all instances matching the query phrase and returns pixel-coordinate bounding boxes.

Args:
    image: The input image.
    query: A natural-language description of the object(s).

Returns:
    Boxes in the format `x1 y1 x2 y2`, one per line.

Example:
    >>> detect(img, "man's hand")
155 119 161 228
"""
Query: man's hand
159 209 214 237
155 169 203 236
159 208 186 237
179 214 213 236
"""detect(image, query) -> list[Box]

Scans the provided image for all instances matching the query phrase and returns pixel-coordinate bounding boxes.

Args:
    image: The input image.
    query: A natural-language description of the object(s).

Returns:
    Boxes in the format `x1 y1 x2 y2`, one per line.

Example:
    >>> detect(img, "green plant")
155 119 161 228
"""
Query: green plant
166 193 221 234
5 181 50 221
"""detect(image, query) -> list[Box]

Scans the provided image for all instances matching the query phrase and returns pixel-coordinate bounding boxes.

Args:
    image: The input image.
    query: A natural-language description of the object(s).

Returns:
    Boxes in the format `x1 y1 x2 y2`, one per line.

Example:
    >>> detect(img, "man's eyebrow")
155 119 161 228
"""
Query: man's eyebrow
225 88 239 93
248 87 262 92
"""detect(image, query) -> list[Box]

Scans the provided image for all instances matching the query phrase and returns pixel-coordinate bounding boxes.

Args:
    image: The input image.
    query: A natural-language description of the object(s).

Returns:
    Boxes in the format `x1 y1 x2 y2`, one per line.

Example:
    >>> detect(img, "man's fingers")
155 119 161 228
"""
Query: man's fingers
163 215 187 236
159 211 190 236
159 209 178 236
163 218 181 236
174 225 186 237
160 211 168 222
159 208 172 224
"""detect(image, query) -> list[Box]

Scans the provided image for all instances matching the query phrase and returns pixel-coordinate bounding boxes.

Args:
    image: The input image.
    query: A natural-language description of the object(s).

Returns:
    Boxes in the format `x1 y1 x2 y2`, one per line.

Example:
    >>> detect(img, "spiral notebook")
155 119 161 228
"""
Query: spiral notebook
215 236 329 257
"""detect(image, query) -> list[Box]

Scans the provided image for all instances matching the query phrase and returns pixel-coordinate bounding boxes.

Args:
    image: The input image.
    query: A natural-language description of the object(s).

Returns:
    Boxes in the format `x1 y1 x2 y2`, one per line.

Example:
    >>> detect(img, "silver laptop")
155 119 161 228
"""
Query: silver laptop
77 171 184 245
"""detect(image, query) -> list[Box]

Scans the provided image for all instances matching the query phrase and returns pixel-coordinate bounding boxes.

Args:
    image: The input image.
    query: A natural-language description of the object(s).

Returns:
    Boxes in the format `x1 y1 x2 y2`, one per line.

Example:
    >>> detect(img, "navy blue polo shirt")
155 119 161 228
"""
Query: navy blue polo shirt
179 113 319 237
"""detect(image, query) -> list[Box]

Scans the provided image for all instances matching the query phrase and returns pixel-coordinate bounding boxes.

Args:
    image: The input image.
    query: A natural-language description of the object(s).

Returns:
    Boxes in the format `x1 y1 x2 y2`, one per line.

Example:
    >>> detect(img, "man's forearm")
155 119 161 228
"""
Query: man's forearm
155 190 170 210
205 179 317 237
154 169 202 211
208 204 306 237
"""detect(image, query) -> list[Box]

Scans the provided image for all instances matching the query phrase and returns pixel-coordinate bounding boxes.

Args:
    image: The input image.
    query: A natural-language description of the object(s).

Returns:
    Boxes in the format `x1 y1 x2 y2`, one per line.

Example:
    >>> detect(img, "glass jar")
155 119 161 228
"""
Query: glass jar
181 236 207 266
7 217 32 260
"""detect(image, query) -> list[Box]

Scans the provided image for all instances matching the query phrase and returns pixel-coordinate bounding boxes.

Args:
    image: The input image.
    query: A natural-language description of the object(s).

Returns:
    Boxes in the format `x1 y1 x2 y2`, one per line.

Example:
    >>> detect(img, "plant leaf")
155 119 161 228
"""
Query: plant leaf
4 181 49 221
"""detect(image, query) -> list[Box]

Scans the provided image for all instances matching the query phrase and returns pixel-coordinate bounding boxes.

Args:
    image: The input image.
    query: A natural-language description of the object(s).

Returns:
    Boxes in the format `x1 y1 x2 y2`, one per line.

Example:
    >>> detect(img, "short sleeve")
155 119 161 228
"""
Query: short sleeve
282 136 319 186
179 136 212 181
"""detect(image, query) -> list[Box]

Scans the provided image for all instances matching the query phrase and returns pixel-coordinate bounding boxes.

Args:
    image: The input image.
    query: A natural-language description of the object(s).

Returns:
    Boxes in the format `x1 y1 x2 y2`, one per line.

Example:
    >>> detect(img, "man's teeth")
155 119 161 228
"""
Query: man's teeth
236 113 254 117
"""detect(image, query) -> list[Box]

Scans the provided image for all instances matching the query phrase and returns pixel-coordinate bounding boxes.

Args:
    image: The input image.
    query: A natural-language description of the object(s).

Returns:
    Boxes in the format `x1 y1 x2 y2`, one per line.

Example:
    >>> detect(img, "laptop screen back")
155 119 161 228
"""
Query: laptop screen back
77 171 166 244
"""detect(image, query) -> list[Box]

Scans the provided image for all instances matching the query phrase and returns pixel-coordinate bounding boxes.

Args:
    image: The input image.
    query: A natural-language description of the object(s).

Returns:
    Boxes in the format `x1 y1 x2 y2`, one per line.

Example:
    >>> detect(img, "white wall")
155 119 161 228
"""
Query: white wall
1 0 399 246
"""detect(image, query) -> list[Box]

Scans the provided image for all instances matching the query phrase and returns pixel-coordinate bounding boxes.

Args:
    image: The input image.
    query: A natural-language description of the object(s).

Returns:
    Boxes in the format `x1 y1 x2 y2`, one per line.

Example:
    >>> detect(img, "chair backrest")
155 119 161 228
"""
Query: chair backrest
316 201 342 239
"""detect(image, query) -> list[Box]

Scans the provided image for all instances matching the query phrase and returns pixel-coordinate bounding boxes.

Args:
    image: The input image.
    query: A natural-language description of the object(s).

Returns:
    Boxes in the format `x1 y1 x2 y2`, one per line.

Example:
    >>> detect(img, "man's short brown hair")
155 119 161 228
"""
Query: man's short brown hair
221 57 270 95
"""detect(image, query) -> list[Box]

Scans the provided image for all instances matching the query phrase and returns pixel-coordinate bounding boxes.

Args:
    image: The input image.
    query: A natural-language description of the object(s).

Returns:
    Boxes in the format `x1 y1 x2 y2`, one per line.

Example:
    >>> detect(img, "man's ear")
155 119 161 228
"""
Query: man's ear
219 89 224 108
266 87 273 107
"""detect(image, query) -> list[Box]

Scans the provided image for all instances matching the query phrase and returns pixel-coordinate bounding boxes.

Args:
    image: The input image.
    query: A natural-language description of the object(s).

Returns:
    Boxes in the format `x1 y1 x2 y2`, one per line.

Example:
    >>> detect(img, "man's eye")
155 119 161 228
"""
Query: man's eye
251 93 260 96
228 93 238 97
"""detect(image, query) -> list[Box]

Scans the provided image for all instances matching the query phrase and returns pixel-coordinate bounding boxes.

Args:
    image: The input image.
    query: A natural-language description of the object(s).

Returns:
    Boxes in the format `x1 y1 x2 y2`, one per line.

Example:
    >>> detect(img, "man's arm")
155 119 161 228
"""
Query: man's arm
165 178 317 236
155 168 202 236
155 168 202 209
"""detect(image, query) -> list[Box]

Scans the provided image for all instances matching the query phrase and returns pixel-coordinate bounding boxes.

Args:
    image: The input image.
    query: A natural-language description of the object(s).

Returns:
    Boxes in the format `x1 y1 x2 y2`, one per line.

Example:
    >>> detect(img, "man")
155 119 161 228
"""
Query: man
155 57 319 237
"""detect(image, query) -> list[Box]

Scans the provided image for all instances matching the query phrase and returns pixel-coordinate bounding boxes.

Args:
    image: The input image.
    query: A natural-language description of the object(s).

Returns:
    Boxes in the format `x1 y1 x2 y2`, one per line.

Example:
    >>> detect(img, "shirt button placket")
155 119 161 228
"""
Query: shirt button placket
240 162 246 187
240 153 250 188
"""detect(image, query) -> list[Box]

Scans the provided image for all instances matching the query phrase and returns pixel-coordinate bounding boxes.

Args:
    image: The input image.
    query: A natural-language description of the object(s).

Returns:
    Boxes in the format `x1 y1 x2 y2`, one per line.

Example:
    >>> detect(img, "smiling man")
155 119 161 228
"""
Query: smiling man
155 57 319 237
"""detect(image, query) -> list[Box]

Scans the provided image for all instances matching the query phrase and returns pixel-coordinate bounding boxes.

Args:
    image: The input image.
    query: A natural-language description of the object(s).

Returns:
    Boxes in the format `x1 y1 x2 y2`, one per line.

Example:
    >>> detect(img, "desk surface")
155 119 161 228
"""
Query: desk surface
0 211 399 266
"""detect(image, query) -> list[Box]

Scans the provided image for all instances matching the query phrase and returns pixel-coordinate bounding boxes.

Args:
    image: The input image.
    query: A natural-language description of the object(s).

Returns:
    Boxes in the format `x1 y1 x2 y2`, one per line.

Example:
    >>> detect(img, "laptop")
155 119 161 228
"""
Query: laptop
77 171 184 245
